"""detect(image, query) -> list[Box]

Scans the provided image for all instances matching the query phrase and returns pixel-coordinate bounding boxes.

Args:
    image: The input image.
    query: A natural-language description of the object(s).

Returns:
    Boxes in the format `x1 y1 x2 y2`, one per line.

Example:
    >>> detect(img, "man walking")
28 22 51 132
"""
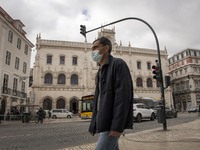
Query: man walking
89 37 133 150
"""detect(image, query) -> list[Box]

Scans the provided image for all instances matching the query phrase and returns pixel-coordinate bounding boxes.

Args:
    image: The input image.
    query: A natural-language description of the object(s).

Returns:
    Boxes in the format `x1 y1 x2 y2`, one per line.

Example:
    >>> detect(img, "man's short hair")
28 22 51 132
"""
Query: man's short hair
93 36 112 53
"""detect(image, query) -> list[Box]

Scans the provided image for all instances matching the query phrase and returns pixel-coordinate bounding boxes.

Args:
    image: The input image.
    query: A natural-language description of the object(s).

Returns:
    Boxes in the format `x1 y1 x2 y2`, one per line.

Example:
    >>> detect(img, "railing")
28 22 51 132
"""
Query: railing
0 114 22 121
1 87 27 98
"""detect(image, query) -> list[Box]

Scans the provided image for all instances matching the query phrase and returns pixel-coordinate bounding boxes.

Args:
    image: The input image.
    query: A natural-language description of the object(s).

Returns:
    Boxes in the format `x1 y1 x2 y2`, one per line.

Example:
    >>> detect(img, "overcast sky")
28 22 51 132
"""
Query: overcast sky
1 0 200 66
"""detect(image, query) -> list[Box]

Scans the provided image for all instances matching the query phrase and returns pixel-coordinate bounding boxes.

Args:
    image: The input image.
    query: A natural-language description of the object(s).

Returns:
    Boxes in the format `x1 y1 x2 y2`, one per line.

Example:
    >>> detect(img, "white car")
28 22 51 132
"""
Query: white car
133 103 156 122
50 109 73 118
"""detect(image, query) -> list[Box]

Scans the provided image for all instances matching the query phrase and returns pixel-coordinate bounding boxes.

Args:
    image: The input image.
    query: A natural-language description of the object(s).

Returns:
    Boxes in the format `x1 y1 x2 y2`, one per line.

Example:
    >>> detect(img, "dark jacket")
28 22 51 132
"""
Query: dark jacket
89 55 133 134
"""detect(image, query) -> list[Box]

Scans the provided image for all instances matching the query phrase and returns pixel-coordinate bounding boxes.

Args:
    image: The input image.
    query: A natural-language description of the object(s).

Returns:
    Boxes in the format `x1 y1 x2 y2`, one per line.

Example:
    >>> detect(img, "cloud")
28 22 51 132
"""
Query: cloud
1 0 200 61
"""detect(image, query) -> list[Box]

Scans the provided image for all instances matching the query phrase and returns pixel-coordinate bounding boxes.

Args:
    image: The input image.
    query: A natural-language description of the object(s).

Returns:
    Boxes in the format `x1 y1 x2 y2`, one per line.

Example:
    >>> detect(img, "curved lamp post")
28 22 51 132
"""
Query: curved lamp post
80 17 167 130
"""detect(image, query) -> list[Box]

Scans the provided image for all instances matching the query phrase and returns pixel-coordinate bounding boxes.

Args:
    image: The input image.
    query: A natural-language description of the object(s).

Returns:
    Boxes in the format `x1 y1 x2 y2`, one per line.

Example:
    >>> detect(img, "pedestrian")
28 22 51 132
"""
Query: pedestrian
198 104 200 117
88 37 134 150
36 108 45 123
48 110 51 119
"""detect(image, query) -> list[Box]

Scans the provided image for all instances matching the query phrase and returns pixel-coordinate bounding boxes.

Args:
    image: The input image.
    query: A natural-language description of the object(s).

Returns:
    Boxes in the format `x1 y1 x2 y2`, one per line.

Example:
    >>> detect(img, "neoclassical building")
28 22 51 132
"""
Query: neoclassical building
0 7 34 115
31 28 171 114
168 48 200 112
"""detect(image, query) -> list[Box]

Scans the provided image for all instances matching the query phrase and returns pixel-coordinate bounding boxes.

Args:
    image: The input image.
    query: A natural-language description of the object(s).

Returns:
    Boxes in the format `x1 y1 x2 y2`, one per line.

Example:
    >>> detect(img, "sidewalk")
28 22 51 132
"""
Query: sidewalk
62 118 200 150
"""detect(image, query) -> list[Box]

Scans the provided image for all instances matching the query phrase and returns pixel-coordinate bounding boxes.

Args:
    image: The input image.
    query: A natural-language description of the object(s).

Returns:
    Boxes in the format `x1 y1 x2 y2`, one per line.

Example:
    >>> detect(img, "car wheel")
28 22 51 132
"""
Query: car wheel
52 115 57 119
136 114 142 122
67 115 71 118
150 113 155 121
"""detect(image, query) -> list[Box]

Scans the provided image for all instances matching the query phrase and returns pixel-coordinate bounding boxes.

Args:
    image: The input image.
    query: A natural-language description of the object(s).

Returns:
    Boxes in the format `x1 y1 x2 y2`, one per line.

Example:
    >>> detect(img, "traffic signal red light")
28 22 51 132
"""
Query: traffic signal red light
152 65 161 81
80 25 86 37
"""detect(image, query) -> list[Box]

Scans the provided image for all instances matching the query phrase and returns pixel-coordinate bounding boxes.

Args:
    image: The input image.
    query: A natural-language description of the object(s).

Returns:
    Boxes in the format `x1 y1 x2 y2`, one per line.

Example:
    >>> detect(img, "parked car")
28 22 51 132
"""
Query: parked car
153 106 178 118
50 109 73 119
133 103 156 122
165 107 178 118
188 107 199 113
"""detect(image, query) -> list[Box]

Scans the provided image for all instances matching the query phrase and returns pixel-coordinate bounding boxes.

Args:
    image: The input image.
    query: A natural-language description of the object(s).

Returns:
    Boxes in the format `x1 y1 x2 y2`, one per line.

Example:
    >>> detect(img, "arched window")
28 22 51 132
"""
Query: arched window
56 99 66 109
136 77 143 87
58 74 66 84
71 74 78 85
147 78 153 87
44 73 53 84
43 98 52 110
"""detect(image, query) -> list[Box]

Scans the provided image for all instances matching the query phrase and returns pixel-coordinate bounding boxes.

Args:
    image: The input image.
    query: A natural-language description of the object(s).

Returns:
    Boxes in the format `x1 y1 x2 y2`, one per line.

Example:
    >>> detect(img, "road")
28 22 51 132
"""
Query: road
0 113 198 150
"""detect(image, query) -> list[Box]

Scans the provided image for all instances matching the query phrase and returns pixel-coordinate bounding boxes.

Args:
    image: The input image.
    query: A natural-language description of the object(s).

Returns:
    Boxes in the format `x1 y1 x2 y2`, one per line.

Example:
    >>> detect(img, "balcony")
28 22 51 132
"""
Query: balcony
1 87 27 98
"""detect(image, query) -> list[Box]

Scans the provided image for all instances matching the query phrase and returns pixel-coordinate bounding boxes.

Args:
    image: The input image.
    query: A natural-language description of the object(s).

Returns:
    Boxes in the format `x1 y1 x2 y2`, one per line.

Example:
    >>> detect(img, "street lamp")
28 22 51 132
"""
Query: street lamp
80 17 167 130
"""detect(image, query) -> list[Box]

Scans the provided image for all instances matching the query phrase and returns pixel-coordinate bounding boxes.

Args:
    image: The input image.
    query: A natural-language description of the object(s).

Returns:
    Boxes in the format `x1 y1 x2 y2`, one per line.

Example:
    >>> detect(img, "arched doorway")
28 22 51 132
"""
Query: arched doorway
43 98 52 110
70 98 78 114
56 99 66 109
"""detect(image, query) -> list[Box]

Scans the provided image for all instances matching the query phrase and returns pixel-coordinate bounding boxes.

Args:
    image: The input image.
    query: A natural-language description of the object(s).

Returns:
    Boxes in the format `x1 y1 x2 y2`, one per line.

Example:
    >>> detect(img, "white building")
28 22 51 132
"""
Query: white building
168 48 200 112
32 28 171 114
0 7 34 115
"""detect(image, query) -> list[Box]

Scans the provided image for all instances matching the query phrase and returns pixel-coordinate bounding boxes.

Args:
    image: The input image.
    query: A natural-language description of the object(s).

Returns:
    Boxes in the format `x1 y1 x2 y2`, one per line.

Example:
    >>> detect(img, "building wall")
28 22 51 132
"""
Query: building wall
168 49 200 112
0 7 34 115
32 28 171 114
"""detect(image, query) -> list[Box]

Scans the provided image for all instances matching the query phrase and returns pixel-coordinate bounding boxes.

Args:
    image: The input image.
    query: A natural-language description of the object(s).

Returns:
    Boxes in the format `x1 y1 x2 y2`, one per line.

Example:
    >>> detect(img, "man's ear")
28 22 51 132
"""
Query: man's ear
105 45 110 52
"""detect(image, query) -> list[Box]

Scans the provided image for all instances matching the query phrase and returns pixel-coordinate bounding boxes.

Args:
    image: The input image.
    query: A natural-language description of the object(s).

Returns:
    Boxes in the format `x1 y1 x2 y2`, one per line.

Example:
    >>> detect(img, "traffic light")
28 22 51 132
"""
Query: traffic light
152 64 161 81
80 25 86 37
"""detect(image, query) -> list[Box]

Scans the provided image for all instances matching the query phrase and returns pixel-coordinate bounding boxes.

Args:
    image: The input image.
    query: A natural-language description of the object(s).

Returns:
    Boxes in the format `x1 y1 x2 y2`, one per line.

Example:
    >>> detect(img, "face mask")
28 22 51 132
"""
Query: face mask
91 50 103 62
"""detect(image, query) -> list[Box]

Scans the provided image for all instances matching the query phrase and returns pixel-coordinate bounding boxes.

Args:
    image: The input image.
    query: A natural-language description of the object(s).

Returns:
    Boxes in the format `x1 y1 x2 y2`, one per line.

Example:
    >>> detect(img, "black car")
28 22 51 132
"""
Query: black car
165 107 177 118
153 106 178 118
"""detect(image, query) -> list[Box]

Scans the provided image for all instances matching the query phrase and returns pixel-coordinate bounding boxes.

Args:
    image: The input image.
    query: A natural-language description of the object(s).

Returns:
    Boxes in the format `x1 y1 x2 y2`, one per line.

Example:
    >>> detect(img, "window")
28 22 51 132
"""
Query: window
177 55 179 60
136 77 143 87
147 78 153 87
56 99 66 109
15 57 20 70
17 38 21 49
5 51 11 65
137 61 141 69
44 73 53 84
156 80 160 87
24 45 28 55
21 81 25 92
23 62 27 73
180 69 182 75
47 55 52 64
8 30 13 43
13 78 18 96
194 51 197 56
181 53 184 59
71 74 78 85
57 74 66 84
72 56 77 65
60 56 65 65
3 74 9 94
147 62 151 70
184 68 187 74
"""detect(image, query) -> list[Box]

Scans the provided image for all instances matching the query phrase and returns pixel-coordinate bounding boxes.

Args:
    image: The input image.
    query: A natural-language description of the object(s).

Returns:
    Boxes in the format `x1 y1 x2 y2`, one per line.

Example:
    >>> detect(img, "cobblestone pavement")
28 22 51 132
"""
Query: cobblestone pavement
60 118 200 150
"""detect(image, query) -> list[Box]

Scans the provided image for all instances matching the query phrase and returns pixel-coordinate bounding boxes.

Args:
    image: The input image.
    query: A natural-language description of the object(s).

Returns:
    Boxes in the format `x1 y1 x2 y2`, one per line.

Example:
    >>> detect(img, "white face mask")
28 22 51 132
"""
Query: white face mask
91 50 103 62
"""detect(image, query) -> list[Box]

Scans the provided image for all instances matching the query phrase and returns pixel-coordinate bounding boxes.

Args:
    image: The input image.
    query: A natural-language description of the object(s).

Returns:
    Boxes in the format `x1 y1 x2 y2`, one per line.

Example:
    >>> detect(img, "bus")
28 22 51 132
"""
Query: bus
80 95 94 119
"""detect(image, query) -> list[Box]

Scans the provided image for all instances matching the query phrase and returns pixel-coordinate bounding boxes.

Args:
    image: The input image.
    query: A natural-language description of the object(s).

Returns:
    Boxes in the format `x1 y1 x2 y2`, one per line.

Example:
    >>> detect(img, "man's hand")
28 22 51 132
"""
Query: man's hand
90 132 95 136
109 131 122 137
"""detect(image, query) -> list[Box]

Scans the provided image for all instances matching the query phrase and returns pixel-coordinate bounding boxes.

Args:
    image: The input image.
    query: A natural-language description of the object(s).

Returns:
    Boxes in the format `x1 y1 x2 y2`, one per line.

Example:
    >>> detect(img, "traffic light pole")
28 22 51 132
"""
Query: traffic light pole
81 17 167 130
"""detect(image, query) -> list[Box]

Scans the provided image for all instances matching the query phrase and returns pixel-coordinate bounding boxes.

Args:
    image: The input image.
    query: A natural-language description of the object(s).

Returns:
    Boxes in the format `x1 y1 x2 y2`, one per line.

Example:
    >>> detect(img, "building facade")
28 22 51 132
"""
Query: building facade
0 7 34 115
168 48 200 112
32 28 171 114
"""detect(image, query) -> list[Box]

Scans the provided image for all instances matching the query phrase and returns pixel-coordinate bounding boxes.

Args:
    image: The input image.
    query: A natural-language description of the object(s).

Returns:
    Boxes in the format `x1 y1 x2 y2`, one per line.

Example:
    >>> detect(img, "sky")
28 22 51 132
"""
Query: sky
1 0 200 67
